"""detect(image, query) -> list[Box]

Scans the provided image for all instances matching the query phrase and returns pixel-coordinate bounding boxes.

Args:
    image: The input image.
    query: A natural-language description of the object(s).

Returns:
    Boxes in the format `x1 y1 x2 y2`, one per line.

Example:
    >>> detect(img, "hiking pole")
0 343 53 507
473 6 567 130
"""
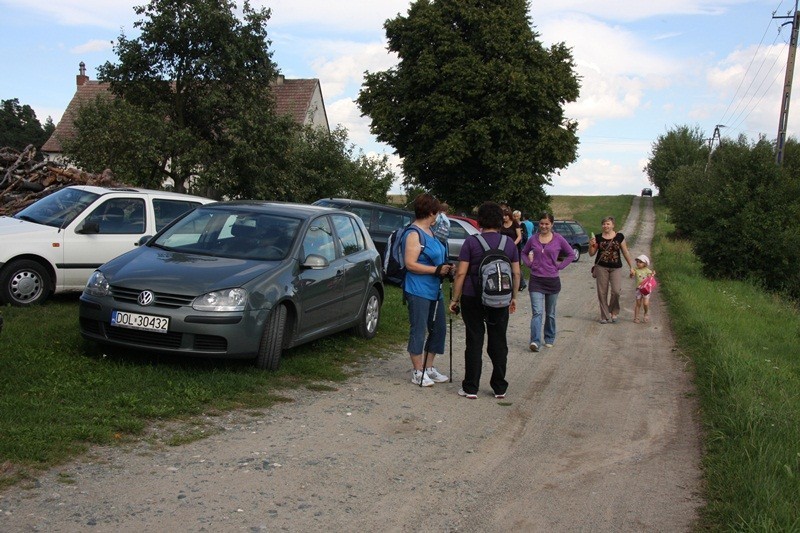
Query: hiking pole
448 277 453 383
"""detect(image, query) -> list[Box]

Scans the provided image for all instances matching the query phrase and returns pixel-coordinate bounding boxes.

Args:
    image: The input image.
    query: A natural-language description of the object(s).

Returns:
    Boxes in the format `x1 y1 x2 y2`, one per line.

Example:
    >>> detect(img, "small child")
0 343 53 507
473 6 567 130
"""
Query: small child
633 254 655 323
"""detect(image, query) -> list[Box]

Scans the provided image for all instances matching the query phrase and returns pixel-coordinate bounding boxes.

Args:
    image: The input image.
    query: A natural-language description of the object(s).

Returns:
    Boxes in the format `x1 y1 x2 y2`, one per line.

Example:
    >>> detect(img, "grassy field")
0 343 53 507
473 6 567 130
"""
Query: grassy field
3 194 799 529
652 199 800 530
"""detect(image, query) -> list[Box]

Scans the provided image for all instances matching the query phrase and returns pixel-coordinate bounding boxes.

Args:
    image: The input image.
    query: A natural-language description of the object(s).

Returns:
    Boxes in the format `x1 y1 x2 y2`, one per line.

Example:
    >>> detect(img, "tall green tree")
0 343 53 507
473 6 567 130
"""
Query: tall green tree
357 0 580 214
0 98 54 152
67 0 292 195
644 125 708 201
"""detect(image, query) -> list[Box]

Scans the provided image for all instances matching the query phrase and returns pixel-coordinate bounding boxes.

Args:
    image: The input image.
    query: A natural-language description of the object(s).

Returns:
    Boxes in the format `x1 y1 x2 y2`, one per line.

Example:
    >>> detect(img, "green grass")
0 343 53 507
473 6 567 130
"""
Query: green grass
0 288 410 488
549 194 633 231
652 198 800 530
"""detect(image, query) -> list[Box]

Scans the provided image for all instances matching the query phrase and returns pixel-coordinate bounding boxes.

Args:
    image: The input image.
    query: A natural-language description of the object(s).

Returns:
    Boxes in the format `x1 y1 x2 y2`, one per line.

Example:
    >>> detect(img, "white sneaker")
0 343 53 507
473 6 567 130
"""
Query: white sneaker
458 388 478 399
529 342 539 352
411 369 434 387
425 367 449 383
544 343 554 348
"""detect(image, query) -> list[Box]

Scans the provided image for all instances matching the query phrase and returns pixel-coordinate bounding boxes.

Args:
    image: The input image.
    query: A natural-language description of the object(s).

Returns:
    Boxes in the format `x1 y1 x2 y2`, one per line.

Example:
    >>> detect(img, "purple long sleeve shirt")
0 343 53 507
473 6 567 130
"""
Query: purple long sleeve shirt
521 232 574 278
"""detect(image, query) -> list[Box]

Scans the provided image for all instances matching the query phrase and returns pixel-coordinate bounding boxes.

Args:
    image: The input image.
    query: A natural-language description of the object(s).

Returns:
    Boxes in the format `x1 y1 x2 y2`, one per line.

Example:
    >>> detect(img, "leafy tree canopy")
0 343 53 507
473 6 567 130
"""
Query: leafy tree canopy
644 124 708 201
357 0 580 214
64 0 394 203
0 98 55 152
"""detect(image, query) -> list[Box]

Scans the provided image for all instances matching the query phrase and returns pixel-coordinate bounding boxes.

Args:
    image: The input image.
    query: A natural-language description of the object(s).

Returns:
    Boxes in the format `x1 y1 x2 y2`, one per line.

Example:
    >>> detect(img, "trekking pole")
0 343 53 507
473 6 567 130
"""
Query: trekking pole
448 278 453 383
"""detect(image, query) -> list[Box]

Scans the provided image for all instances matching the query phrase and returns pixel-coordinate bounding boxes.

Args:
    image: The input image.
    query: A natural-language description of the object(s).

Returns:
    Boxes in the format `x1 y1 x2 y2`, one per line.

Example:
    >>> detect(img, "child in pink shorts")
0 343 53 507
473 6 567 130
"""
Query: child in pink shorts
633 254 655 323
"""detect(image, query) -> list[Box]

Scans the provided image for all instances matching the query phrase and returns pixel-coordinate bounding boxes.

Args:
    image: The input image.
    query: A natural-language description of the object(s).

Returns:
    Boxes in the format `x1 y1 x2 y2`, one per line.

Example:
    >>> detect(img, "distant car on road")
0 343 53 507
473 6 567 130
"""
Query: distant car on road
312 198 412 259
533 219 590 262
0 185 213 306
641 188 653 197
79 201 384 370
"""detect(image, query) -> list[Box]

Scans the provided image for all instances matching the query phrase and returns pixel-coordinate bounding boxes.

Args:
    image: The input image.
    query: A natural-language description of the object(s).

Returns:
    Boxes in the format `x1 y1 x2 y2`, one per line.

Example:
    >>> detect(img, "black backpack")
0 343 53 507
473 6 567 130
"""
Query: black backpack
383 224 425 287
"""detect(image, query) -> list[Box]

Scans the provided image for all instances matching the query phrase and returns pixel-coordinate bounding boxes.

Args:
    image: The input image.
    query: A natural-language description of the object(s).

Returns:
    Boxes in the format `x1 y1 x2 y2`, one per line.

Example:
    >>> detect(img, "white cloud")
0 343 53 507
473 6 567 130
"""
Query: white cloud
71 39 114 54
532 0 749 22
2 0 137 28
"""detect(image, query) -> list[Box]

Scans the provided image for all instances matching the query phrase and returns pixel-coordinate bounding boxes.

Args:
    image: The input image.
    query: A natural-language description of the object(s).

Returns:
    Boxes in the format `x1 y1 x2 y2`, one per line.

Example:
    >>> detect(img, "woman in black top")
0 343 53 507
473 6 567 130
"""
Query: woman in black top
588 216 634 323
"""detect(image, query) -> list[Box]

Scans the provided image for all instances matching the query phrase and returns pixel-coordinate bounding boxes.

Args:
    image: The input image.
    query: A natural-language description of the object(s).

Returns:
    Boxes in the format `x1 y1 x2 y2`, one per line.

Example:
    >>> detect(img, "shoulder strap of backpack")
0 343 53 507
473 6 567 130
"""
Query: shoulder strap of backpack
398 225 427 267
474 233 491 252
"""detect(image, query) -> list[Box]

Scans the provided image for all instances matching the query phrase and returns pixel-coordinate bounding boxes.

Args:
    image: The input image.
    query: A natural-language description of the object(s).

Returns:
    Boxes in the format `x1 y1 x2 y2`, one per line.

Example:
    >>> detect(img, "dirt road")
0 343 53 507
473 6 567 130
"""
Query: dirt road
0 197 703 532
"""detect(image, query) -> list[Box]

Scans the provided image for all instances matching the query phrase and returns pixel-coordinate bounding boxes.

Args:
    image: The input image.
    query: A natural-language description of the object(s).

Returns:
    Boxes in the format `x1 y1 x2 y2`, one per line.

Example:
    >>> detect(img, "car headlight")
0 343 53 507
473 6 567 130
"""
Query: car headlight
192 288 248 312
84 271 110 297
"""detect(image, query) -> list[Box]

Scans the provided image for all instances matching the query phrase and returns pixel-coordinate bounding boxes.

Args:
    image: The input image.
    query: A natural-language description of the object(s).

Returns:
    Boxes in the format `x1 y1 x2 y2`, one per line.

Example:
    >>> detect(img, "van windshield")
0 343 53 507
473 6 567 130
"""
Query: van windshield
14 188 100 228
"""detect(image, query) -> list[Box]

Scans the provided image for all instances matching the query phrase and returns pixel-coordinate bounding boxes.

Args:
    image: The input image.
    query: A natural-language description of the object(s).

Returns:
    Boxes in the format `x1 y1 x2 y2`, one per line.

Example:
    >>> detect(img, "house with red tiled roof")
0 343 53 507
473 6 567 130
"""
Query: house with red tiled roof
42 62 329 160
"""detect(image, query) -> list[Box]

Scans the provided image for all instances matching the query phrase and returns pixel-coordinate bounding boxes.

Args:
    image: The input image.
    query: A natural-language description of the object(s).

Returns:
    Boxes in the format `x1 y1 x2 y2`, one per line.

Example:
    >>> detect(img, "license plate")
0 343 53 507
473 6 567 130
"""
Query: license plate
111 310 169 333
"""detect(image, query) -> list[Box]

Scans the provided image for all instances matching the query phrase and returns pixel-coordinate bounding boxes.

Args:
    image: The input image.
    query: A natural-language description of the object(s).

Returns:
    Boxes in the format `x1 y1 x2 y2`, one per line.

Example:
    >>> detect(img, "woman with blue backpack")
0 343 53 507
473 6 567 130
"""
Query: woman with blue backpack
402 194 454 387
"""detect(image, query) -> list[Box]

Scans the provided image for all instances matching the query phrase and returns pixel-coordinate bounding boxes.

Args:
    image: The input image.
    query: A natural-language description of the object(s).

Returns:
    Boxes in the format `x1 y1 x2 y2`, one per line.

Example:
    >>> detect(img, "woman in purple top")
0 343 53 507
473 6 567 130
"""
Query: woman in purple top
521 212 574 351
449 201 520 399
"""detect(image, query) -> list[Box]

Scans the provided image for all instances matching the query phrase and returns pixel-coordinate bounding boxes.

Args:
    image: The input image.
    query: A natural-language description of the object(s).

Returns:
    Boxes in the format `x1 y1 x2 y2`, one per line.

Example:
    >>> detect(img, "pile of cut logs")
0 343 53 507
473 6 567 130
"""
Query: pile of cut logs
0 145 123 216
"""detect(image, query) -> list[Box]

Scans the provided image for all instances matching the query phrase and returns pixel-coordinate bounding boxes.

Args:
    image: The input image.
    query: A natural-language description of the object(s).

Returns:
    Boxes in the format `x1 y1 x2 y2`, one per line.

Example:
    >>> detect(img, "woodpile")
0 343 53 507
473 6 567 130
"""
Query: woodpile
0 145 123 216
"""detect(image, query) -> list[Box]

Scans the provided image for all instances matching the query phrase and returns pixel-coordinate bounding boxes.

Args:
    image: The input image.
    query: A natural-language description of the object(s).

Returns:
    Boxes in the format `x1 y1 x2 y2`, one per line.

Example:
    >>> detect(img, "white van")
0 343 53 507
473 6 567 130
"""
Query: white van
0 185 213 306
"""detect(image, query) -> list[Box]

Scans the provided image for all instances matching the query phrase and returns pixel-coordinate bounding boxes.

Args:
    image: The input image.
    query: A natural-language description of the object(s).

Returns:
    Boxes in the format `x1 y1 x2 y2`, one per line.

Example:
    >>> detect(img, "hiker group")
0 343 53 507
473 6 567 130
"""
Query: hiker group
389 193 656 399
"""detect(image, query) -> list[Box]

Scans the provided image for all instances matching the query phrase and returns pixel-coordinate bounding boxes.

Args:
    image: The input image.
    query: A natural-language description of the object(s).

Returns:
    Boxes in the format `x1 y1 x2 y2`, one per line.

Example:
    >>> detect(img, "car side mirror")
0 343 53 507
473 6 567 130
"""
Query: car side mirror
302 254 329 269
136 235 153 246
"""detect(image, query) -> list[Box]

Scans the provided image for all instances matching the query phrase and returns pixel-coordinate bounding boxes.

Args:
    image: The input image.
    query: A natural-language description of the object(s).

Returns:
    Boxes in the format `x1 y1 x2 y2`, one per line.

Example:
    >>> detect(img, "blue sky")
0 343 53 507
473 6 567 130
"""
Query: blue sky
1 0 796 196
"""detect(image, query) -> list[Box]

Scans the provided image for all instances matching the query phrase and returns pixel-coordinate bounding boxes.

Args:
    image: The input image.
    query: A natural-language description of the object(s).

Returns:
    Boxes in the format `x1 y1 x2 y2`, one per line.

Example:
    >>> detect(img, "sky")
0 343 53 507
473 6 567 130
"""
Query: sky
2 0 798 196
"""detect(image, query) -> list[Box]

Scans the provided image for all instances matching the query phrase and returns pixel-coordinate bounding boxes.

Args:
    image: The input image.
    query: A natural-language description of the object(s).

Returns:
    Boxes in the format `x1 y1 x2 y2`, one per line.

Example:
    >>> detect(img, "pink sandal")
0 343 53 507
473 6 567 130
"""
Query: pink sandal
633 317 640 324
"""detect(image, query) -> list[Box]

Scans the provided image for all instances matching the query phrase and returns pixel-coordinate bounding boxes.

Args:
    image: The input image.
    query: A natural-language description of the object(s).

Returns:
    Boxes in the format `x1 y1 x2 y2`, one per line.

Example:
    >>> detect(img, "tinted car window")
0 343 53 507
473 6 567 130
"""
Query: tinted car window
332 214 364 256
567 222 586 235
85 198 146 235
346 206 374 229
303 217 336 262
154 199 203 231
448 221 469 240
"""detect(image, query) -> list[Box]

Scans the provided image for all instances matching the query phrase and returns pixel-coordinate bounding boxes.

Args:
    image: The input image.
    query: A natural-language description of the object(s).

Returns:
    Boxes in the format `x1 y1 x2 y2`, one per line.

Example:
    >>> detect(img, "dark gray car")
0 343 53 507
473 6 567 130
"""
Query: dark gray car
79 201 384 370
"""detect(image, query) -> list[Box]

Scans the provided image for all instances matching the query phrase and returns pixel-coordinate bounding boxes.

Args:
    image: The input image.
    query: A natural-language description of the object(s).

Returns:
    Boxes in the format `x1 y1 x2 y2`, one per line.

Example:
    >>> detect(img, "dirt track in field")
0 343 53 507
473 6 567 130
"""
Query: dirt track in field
0 196 704 532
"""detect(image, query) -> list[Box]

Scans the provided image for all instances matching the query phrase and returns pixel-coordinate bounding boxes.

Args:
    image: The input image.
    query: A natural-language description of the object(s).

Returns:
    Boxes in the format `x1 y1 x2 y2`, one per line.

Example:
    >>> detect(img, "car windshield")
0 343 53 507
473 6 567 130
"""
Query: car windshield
153 207 301 261
13 187 100 228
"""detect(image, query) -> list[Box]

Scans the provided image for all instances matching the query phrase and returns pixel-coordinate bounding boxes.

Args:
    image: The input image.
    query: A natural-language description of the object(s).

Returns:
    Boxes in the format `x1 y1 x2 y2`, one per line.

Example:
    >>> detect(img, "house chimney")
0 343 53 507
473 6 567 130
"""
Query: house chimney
275 74 285 85
77 61 89 86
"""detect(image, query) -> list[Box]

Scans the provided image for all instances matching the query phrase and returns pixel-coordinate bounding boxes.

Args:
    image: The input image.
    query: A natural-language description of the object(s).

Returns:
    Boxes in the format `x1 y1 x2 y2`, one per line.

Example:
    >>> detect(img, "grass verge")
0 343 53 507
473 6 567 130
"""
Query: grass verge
0 287 410 489
652 198 800 530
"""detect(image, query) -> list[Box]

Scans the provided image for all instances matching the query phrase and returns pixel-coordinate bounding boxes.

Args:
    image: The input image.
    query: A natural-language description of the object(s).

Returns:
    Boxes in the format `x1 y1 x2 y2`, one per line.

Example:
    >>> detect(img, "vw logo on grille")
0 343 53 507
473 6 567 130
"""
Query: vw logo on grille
138 290 155 306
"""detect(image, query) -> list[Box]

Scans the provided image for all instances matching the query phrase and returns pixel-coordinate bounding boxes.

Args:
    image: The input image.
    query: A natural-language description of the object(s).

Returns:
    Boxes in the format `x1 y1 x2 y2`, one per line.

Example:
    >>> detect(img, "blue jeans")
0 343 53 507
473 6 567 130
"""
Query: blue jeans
529 290 559 346
405 292 446 356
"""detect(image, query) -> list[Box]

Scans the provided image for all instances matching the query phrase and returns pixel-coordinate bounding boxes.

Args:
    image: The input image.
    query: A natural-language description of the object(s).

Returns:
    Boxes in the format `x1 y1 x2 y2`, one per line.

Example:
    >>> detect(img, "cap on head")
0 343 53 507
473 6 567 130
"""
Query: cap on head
636 254 650 266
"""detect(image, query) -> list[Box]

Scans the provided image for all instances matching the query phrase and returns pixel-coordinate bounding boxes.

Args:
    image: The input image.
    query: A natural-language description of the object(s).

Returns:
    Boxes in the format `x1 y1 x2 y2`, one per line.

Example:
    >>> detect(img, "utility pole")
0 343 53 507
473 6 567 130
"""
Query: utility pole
775 0 799 165
706 124 725 172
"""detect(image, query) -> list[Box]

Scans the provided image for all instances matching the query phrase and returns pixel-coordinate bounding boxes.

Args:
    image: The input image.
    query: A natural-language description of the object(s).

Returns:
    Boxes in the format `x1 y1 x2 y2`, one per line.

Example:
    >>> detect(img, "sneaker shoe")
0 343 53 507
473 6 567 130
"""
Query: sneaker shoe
425 367 449 383
529 342 539 352
458 388 478 399
494 392 506 399
544 343 554 348
411 369 434 387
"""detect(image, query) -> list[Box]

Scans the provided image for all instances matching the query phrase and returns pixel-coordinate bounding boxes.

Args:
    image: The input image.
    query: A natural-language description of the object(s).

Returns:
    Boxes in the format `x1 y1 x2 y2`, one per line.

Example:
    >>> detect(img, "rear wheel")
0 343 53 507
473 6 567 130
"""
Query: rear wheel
256 305 287 370
353 287 381 339
572 246 581 262
0 259 52 306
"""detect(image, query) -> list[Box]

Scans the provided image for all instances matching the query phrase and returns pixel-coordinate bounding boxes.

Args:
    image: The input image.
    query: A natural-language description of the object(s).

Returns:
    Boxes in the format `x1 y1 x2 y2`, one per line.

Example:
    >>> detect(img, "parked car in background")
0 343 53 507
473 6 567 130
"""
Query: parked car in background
533 219 590 262
446 216 480 260
641 188 653 196
79 201 384 370
312 198 412 259
449 214 480 230
0 185 213 306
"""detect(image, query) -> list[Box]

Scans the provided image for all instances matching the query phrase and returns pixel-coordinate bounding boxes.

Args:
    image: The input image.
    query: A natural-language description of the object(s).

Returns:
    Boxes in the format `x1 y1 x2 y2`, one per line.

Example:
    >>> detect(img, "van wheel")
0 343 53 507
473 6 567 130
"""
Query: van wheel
354 287 381 339
0 260 52 306
572 246 581 262
256 305 287 370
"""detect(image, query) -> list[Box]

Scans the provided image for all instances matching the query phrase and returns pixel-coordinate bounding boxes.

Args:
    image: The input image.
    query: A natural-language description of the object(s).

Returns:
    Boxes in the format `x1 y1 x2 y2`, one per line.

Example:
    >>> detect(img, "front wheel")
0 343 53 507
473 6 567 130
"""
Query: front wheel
572 246 581 262
353 287 381 339
0 259 52 306
256 305 287 370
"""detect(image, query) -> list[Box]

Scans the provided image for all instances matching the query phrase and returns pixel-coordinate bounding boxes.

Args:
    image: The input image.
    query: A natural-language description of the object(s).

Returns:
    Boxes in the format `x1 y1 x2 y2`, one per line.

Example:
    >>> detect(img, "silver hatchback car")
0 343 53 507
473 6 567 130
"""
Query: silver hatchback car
79 201 384 370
